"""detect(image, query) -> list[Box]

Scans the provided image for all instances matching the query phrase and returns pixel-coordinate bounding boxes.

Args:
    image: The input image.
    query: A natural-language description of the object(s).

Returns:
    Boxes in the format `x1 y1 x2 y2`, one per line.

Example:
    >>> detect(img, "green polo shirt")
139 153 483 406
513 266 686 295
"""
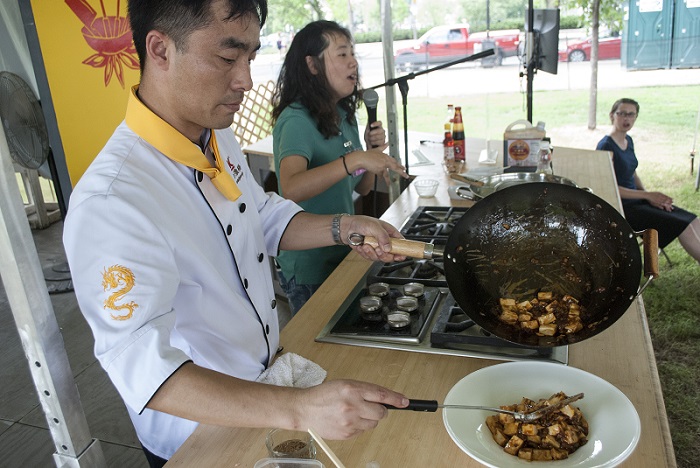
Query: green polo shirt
273 103 363 285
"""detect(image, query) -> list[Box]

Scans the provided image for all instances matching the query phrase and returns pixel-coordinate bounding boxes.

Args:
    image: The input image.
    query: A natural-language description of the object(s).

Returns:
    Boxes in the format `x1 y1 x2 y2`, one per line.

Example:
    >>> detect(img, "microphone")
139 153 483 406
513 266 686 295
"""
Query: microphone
363 88 379 128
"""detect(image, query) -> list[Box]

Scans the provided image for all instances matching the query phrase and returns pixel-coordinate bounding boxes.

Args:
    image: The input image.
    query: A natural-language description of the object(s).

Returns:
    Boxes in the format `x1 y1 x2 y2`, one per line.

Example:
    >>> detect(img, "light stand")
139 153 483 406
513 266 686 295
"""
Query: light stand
371 49 495 191
525 1 536 123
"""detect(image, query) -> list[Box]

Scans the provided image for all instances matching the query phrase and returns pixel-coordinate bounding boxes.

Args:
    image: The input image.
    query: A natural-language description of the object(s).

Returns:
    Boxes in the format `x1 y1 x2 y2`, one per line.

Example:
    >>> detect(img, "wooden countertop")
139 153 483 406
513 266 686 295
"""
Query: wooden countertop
167 142 676 467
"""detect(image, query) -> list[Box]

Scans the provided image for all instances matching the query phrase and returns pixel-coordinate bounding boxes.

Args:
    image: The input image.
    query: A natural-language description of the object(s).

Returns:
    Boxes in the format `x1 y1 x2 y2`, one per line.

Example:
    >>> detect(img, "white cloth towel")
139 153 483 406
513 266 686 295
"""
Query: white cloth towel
257 352 327 388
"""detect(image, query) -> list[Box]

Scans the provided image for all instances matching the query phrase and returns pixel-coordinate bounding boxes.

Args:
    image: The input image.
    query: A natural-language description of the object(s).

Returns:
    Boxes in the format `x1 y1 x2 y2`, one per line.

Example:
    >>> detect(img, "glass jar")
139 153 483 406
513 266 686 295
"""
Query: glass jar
536 138 553 174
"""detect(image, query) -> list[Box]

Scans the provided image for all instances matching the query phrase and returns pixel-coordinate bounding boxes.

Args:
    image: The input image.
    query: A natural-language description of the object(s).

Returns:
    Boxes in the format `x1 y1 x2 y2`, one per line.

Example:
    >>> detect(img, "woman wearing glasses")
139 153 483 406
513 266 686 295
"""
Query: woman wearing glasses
597 98 700 264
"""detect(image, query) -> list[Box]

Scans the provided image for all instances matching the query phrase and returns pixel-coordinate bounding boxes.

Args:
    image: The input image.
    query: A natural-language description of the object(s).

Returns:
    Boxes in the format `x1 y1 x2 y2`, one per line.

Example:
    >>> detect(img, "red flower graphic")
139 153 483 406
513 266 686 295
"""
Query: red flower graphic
66 0 139 88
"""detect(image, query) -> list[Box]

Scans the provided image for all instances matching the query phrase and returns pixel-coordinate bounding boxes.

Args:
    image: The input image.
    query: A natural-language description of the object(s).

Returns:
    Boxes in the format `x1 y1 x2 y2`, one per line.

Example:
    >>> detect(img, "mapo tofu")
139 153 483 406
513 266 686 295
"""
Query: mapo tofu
497 292 585 338
486 391 589 461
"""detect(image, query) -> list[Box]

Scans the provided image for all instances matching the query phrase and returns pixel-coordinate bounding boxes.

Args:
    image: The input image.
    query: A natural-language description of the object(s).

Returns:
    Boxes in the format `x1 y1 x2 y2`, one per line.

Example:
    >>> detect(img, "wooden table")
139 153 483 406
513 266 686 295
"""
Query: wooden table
168 143 676 467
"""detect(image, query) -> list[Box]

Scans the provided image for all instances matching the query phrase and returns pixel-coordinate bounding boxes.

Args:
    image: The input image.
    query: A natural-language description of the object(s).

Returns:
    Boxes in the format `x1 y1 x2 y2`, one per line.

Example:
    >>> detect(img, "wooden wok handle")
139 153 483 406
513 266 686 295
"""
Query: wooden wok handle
360 236 433 259
642 229 660 279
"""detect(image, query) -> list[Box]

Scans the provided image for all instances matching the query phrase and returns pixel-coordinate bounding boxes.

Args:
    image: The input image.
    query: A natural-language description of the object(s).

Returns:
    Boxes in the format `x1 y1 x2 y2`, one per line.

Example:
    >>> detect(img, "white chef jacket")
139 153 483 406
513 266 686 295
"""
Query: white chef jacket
63 118 302 459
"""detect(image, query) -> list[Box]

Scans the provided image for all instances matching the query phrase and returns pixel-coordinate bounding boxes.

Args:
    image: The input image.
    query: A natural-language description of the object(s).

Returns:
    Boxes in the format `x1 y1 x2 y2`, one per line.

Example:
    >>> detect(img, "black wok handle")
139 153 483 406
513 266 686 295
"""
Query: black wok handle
384 399 439 412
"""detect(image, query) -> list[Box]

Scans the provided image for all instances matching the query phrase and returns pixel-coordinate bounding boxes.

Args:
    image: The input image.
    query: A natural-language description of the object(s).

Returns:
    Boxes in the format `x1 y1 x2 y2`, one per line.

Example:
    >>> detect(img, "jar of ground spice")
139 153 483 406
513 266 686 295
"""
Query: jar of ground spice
266 428 317 459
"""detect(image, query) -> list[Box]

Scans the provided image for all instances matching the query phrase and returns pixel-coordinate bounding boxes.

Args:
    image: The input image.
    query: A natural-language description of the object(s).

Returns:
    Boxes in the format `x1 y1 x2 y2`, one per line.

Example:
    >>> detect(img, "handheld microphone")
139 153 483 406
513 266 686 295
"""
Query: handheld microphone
351 89 380 177
363 88 379 128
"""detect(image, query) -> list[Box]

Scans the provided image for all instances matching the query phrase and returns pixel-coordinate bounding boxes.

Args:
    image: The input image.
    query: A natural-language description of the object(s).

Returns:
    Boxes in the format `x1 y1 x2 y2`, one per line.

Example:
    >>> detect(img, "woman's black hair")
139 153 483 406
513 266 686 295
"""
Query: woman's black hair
271 20 361 139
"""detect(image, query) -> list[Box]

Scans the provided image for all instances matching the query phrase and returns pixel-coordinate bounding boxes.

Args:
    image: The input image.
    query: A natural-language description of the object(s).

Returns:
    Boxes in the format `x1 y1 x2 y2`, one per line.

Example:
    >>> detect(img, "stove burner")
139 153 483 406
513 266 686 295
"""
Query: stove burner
399 206 469 240
329 285 442 342
396 296 418 312
368 282 390 297
360 296 382 313
403 282 425 297
368 258 446 286
386 311 411 328
416 261 439 279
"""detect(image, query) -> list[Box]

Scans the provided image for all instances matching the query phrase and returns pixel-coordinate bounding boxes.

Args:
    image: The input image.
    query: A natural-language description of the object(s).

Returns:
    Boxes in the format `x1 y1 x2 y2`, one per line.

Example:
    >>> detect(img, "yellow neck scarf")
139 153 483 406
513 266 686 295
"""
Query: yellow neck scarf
125 85 241 201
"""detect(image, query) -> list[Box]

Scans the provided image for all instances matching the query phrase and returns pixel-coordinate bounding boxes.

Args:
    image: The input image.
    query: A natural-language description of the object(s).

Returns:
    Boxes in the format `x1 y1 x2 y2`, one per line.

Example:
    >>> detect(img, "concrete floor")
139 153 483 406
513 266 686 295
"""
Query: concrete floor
0 220 291 467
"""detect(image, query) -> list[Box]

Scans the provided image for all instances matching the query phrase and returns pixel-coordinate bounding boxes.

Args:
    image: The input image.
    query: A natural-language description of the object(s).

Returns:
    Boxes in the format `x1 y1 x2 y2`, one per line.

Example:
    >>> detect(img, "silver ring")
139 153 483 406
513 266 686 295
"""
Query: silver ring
347 233 365 246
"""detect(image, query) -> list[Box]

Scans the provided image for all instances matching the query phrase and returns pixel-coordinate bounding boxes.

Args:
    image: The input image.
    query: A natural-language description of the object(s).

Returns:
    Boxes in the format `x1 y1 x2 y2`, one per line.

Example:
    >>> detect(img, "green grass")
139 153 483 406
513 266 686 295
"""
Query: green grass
400 85 700 467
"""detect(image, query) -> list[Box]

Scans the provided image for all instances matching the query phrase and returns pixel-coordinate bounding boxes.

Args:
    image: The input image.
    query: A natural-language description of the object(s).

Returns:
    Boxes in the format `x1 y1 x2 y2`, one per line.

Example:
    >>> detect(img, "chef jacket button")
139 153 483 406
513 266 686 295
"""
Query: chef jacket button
243 278 249 289
266 324 270 334
271 299 277 309
257 253 264 262
226 224 233 235
197 171 204 182
239 203 246 213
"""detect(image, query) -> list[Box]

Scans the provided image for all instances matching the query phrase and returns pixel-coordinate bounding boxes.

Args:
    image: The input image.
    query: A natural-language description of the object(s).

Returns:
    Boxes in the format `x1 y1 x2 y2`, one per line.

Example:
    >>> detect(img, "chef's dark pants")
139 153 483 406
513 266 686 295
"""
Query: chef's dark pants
142 445 168 468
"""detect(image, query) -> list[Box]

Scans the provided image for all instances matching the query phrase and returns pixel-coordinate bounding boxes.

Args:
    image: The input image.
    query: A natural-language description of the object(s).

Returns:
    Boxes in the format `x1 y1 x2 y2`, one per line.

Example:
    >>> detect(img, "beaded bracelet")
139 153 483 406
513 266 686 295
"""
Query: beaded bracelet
340 155 351 176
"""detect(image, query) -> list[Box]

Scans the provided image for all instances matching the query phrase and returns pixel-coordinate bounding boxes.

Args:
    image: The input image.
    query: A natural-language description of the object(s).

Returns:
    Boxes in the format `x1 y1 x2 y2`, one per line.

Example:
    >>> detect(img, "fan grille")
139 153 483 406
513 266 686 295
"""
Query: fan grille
0 72 49 170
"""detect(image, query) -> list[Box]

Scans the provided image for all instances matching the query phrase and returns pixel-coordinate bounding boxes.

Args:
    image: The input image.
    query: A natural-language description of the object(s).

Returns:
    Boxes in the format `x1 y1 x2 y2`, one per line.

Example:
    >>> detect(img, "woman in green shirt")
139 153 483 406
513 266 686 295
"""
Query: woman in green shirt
271 20 408 315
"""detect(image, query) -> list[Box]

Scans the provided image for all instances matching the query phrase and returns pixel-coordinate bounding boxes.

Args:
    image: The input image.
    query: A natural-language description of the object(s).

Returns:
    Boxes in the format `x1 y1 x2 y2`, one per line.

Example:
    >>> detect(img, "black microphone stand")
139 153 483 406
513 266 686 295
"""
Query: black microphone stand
371 48 495 192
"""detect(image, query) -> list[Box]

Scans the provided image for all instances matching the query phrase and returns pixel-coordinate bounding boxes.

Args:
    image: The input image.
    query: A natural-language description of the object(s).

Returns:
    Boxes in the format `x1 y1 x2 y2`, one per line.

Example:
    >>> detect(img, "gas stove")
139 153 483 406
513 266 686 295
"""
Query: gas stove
316 207 568 364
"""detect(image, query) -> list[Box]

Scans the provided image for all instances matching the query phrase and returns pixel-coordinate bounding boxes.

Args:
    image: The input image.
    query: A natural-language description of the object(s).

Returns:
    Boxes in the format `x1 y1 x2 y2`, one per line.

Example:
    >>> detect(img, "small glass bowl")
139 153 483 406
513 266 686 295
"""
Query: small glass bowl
265 428 316 459
414 179 439 198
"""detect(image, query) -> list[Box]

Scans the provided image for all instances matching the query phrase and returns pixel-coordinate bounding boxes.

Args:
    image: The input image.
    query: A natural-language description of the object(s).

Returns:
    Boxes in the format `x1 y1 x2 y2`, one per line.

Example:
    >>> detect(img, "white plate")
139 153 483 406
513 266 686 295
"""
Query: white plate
443 362 641 468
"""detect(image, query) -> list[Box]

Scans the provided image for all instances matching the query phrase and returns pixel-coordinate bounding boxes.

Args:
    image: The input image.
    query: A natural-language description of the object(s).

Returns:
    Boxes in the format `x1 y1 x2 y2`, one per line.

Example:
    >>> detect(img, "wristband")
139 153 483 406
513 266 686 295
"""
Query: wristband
340 155 351 176
331 213 349 245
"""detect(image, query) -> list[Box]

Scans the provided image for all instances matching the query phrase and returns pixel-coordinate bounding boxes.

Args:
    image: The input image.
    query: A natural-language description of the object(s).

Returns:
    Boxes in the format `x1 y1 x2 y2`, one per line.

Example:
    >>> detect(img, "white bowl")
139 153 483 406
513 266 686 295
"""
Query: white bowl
443 361 641 468
414 179 439 198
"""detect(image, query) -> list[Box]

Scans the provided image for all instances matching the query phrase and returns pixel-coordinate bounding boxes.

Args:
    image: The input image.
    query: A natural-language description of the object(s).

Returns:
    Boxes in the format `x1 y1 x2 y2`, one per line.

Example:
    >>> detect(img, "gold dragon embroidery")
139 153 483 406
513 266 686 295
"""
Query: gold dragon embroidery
102 265 139 320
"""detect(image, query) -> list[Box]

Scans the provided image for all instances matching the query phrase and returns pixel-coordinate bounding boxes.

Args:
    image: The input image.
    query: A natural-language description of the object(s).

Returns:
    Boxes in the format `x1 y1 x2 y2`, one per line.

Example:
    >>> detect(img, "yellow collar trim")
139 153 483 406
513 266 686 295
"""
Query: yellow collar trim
124 85 241 201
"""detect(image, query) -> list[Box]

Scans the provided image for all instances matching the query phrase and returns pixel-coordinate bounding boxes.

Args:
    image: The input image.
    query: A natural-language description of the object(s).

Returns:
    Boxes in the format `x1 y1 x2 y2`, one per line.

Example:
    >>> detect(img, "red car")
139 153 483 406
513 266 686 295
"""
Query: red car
558 36 621 62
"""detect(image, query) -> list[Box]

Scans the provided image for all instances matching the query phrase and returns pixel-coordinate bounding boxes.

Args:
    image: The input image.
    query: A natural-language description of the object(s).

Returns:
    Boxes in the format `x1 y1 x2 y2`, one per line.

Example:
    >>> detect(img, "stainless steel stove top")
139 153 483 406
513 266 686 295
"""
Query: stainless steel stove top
315 272 569 365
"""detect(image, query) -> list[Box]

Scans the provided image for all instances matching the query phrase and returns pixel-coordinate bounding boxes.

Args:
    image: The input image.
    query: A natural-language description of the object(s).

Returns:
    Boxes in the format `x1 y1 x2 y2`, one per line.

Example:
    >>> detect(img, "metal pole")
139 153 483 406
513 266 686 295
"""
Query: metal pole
380 0 400 201
526 0 535 122
0 122 105 467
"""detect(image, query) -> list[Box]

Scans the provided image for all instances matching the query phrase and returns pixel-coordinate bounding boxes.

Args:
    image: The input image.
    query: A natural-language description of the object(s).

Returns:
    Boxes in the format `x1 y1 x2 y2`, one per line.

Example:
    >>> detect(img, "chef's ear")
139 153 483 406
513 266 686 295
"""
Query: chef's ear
145 30 172 71
305 55 319 75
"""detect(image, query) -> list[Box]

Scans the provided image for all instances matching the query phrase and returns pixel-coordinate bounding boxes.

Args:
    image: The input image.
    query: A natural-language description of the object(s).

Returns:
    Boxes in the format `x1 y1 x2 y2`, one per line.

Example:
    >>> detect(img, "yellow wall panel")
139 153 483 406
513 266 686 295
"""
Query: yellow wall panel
30 0 139 185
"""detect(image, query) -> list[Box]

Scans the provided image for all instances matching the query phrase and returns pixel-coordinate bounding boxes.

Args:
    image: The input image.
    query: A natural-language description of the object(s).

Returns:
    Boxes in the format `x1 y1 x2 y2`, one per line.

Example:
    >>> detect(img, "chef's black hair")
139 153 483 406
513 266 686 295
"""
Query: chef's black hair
128 0 268 74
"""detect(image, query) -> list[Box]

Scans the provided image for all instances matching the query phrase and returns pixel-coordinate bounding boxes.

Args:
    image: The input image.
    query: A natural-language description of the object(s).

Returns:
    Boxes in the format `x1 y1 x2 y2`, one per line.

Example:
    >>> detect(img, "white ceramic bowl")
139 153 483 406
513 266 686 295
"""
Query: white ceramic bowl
443 361 641 468
414 178 439 198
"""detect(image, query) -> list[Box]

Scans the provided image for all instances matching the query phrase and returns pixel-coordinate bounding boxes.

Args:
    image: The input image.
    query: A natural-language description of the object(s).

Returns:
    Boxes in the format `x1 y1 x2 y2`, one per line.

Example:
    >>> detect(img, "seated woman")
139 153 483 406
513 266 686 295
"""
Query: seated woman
597 98 700 264
271 20 408 315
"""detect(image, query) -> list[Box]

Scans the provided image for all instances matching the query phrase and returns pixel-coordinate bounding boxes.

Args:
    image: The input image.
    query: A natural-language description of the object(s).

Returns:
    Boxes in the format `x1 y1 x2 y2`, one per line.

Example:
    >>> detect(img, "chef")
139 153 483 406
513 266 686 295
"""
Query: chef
62 0 409 466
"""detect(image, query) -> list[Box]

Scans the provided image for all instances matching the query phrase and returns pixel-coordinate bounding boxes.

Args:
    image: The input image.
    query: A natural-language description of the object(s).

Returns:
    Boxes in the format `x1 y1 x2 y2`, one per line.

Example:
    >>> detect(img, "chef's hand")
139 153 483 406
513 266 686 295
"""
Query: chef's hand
297 379 408 440
343 215 406 262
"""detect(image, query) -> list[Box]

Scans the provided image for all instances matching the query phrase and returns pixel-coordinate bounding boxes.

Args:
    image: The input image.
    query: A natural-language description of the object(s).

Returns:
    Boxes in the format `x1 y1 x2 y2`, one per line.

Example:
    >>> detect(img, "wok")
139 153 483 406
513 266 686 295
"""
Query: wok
360 183 659 347
453 172 580 201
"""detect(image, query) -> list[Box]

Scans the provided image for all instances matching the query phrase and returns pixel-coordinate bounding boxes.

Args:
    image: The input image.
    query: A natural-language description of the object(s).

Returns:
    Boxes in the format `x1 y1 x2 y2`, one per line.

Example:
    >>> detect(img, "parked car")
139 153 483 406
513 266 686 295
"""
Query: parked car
558 36 621 62
394 24 521 72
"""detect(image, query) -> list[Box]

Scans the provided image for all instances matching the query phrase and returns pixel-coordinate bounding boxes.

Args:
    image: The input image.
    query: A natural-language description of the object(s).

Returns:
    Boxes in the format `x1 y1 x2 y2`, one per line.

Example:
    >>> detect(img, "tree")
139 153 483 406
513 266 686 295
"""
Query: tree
266 0 325 35
562 0 624 129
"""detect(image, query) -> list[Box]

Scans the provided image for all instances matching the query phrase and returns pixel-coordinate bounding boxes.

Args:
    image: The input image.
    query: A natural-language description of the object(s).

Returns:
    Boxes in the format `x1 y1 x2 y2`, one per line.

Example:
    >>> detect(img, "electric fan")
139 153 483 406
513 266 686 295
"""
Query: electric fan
0 71 72 293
